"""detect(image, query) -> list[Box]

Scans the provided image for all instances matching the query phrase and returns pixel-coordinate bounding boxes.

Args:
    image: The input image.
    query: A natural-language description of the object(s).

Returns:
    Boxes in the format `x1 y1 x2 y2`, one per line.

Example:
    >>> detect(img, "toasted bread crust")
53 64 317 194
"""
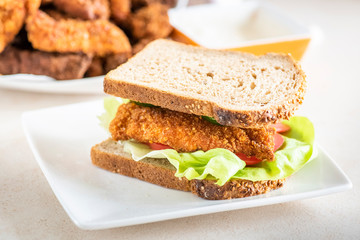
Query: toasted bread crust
104 40 307 128
91 139 191 191
191 179 285 200
104 76 306 128
91 139 285 200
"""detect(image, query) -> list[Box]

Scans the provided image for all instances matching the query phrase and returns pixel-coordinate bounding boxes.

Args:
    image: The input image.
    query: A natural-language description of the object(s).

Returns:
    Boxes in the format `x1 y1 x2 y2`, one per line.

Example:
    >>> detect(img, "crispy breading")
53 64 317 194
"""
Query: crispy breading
110 0 131 25
110 103 276 161
26 10 131 57
52 0 110 20
130 3 172 41
26 0 41 16
0 0 26 53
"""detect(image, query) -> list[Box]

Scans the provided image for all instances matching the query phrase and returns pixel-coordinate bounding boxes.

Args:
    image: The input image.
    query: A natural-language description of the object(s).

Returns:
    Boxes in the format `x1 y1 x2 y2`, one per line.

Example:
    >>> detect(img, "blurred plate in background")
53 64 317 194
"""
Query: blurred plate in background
170 0 311 60
0 74 104 94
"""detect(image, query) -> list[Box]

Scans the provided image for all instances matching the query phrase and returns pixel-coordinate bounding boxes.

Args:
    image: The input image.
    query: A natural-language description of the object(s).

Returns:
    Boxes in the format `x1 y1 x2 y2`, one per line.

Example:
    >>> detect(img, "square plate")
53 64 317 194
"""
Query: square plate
22 100 352 230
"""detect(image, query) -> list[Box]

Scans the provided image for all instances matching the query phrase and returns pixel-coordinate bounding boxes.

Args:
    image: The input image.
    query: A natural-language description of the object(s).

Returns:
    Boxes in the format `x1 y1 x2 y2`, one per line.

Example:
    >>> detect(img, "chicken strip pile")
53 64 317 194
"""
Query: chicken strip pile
0 0 173 79
110 103 276 161
26 10 131 57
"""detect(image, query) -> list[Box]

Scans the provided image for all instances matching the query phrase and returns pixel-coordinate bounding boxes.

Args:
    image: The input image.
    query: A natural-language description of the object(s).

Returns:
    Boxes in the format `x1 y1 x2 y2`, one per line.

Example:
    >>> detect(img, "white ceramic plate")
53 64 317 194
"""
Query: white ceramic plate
0 74 104 94
22 100 352 230
169 0 311 49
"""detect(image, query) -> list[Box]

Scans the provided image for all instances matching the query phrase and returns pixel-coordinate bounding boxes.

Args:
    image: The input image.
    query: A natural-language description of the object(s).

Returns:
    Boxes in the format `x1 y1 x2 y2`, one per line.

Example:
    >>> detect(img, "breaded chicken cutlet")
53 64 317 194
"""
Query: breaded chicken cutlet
26 10 131 57
110 102 276 161
39 8 131 77
0 0 27 53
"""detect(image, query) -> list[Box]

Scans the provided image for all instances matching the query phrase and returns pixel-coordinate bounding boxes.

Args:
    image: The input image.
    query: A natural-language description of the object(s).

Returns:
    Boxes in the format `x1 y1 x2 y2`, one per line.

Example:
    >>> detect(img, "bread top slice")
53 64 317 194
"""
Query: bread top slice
104 39 306 128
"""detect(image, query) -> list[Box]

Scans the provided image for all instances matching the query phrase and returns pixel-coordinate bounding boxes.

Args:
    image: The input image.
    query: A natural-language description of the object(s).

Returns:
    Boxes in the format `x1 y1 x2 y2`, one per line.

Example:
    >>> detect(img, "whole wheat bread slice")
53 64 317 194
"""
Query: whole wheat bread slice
104 39 306 128
91 139 285 200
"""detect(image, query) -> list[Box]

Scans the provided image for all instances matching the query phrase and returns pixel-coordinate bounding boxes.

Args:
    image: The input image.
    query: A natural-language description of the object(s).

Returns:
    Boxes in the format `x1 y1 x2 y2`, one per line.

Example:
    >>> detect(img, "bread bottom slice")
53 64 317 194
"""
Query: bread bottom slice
91 139 286 200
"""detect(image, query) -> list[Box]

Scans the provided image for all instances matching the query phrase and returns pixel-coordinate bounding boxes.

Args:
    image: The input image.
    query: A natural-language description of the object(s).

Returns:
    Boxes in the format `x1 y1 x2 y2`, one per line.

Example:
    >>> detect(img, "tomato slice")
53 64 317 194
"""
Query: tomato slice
147 142 173 150
274 133 284 151
235 152 262 165
272 123 290 133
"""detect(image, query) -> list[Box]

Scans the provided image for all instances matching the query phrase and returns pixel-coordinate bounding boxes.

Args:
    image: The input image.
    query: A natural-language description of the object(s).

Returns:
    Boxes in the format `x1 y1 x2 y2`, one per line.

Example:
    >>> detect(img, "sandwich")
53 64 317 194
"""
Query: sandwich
91 39 315 200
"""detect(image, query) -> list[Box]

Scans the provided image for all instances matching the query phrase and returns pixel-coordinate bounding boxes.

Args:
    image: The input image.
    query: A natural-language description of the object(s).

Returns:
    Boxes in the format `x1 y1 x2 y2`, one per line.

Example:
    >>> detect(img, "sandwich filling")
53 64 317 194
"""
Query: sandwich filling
109 102 276 162
99 98 316 186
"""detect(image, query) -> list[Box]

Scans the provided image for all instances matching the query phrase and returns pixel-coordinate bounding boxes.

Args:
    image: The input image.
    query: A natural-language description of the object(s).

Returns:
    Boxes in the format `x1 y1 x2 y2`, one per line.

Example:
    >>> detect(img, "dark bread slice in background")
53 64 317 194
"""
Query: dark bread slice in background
0 45 92 80
91 138 285 200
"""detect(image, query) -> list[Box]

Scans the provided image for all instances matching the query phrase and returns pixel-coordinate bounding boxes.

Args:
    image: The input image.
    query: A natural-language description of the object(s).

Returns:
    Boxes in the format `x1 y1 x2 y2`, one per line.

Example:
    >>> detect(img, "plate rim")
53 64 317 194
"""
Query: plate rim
0 74 104 94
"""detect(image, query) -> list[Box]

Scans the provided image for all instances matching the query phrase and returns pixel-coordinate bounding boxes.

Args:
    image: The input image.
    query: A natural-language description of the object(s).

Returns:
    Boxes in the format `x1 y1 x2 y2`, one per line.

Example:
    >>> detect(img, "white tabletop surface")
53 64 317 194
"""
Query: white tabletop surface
1 0 359 239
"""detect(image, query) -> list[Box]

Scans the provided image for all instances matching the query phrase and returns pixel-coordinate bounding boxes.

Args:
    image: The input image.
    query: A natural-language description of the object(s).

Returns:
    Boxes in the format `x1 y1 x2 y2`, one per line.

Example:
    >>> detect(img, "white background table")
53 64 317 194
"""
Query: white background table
1 0 359 239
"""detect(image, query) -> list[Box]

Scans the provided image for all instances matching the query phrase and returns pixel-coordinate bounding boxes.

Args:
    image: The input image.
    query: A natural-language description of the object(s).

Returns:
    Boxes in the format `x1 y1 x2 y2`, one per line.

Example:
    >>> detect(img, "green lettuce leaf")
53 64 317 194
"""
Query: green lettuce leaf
122 116 316 185
201 116 221 125
131 101 158 108
124 141 245 185
98 97 128 131
232 116 316 181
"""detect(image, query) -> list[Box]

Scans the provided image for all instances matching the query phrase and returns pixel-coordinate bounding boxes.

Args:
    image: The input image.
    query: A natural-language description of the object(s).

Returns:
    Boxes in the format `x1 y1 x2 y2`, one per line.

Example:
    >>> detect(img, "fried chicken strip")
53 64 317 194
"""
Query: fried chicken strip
0 0 26 53
26 0 42 16
130 3 172 41
53 0 110 20
110 103 276 161
26 10 131 57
